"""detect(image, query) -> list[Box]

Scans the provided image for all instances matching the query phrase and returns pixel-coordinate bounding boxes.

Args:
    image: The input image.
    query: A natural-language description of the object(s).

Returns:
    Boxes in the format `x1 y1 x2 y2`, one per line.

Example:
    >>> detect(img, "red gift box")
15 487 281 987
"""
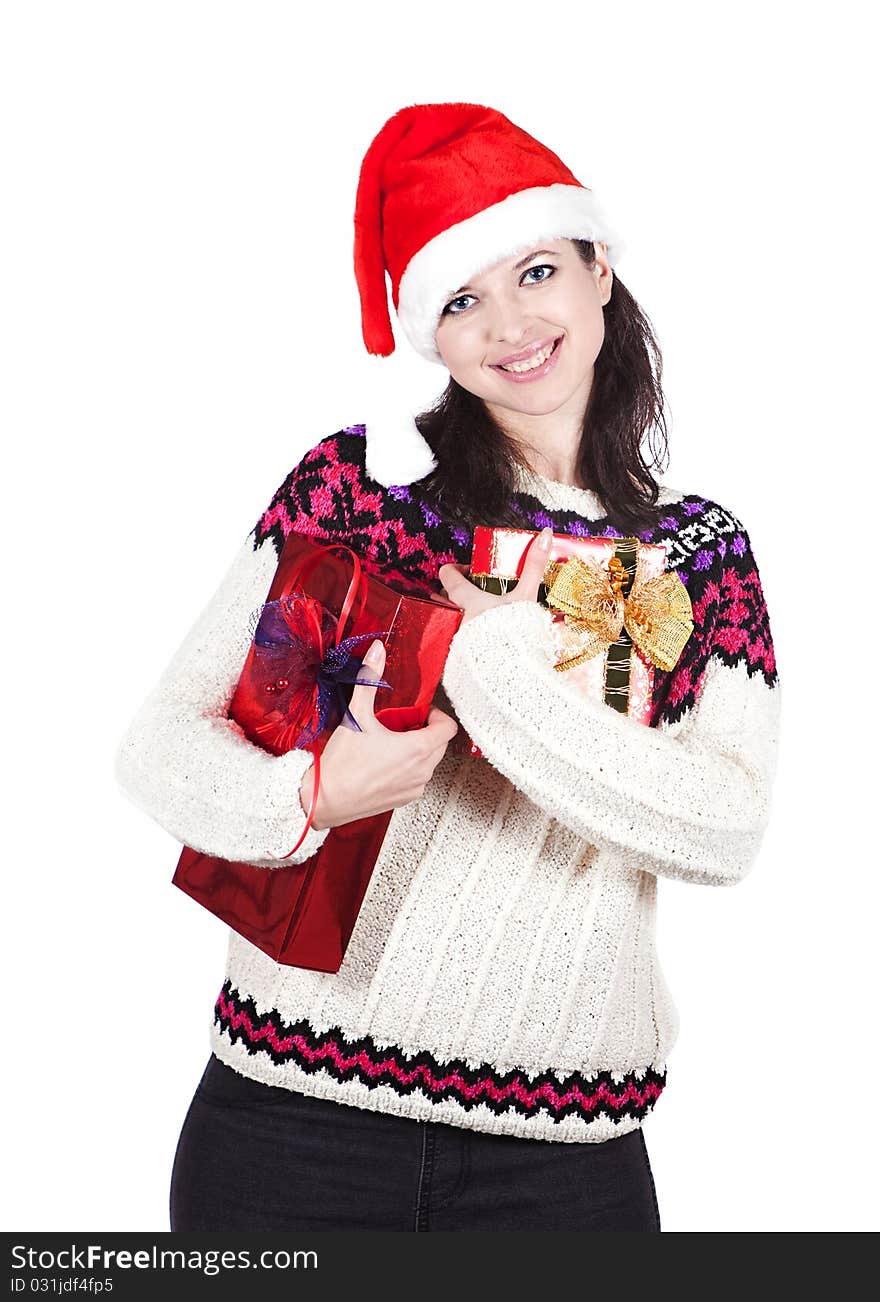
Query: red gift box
172 532 463 973
445 526 688 758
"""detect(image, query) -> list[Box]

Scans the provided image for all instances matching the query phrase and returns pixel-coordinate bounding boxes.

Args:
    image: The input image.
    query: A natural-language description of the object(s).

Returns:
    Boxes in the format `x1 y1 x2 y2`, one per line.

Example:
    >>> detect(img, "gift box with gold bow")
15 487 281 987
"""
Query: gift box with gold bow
446 526 694 758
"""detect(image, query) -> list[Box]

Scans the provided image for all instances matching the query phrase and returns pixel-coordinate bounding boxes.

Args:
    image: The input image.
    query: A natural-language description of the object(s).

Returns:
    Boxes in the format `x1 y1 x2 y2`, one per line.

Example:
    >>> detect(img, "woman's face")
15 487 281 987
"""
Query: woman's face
434 237 612 432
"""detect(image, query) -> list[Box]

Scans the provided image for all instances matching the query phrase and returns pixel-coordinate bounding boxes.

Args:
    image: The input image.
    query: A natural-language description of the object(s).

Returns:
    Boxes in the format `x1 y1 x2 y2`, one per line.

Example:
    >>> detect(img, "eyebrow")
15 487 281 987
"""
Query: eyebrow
452 249 559 296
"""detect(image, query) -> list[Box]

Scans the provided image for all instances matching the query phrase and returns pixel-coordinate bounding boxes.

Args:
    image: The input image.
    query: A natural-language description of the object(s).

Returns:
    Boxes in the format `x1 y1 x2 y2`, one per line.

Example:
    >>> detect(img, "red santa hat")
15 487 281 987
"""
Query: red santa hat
353 102 626 488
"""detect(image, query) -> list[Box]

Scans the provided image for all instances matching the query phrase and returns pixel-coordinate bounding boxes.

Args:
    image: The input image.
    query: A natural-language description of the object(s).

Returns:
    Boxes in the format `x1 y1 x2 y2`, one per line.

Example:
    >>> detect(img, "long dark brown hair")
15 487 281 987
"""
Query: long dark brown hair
413 239 672 533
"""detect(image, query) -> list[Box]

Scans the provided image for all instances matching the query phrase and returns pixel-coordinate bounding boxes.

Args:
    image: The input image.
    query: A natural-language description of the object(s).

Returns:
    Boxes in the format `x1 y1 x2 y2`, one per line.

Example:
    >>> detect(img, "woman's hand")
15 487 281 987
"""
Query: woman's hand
437 526 554 627
298 639 459 830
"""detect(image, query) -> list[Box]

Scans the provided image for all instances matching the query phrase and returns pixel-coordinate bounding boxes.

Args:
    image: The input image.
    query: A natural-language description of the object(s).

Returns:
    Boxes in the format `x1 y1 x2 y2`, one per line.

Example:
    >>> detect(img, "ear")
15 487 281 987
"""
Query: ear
593 242 614 305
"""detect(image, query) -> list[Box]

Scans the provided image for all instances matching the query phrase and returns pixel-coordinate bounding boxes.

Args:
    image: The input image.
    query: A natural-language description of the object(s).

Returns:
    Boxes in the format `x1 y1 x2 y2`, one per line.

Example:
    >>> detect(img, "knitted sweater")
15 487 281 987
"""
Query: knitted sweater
114 425 781 1143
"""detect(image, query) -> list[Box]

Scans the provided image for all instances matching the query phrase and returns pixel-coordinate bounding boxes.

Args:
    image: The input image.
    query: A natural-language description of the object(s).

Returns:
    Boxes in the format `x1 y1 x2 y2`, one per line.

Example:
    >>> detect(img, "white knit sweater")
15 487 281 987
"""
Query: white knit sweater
114 427 781 1143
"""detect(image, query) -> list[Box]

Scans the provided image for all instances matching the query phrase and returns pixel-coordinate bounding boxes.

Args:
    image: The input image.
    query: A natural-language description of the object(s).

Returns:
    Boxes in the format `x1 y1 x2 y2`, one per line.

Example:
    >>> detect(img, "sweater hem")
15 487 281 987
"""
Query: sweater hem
209 979 667 1145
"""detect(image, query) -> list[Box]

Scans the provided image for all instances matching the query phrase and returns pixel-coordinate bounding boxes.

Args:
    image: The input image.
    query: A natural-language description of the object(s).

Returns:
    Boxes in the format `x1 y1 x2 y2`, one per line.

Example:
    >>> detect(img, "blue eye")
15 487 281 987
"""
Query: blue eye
441 263 557 316
522 263 556 285
443 293 475 316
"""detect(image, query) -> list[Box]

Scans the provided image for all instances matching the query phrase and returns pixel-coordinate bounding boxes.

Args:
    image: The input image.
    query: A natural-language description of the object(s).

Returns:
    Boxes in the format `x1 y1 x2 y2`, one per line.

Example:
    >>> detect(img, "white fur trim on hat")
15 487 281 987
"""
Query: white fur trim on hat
396 183 626 364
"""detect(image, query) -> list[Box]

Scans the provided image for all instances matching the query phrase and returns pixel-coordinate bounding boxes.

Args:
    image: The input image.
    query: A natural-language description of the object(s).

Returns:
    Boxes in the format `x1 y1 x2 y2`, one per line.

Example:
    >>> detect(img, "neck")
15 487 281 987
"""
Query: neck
512 446 588 490
525 458 587 490
487 410 589 490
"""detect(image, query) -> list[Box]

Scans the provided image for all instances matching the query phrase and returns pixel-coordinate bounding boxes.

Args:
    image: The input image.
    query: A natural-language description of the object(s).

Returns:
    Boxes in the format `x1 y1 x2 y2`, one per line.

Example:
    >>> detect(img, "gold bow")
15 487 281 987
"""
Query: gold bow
542 552 694 674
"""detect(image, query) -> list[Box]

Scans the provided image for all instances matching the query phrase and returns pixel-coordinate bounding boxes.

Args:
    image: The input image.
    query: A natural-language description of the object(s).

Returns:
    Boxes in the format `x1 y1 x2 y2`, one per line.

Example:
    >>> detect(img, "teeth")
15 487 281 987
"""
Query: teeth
499 341 555 372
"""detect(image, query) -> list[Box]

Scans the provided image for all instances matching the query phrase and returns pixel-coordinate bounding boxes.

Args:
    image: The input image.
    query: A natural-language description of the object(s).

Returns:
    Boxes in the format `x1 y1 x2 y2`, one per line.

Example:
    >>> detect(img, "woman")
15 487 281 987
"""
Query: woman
114 102 781 1232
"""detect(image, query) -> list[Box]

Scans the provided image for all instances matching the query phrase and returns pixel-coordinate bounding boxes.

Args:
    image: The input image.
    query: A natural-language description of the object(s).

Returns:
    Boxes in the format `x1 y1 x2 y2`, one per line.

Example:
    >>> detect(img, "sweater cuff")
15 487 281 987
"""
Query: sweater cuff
254 747 333 865
442 597 612 733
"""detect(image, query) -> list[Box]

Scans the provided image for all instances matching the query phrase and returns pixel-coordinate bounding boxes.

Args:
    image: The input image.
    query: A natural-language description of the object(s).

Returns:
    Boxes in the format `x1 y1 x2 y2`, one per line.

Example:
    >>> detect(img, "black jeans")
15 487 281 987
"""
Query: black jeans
170 1053 661 1232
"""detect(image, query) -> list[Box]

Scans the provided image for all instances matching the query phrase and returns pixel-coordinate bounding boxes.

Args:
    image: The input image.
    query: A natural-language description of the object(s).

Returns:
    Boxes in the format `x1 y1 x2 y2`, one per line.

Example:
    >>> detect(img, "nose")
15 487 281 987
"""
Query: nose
485 288 534 346
490 312 534 348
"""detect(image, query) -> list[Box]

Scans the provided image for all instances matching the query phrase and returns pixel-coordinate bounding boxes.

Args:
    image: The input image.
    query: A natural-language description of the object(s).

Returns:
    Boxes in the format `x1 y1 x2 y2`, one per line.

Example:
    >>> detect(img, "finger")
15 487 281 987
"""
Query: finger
439 561 470 583
532 527 554 557
438 563 459 584
514 530 553 598
346 638 387 728
437 570 461 599
424 705 459 739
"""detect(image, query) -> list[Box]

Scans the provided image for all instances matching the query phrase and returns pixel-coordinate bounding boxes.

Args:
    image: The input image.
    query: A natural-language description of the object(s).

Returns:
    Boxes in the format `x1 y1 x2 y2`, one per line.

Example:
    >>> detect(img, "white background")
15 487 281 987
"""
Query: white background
3 0 877 1234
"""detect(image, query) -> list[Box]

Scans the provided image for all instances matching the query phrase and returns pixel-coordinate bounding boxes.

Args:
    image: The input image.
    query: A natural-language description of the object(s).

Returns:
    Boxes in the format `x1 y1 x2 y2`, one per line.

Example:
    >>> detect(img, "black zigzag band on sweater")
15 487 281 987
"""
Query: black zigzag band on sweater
214 981 667 1126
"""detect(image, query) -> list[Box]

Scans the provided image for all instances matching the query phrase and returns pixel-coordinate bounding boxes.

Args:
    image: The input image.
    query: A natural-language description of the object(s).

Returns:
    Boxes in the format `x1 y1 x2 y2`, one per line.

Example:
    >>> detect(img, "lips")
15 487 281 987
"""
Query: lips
489 335 564 382
493 336 562 367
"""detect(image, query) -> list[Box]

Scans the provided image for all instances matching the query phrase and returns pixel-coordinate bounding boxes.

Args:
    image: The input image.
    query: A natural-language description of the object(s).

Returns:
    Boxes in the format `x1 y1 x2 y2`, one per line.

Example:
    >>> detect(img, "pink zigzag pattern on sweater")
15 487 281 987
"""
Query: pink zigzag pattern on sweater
215 989 665 1118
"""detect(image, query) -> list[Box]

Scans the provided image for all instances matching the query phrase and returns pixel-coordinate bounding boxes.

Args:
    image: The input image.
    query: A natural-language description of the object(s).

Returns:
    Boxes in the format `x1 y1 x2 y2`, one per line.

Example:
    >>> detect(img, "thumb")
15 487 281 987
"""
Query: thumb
346 638 387 728
514 527 553 597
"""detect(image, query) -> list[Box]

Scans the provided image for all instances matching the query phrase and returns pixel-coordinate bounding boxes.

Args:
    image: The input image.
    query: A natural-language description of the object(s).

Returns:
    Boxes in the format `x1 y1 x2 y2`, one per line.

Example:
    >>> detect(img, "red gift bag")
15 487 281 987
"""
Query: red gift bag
172 533 462 973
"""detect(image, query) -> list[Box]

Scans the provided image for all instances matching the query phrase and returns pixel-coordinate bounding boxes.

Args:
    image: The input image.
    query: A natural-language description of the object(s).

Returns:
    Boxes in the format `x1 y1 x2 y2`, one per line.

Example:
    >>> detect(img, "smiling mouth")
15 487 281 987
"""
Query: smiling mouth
490 336 563 376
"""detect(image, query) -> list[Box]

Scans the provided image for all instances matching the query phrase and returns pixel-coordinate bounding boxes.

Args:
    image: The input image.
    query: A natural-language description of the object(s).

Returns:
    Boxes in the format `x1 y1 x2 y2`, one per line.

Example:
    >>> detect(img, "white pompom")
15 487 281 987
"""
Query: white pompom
359 353 439 488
